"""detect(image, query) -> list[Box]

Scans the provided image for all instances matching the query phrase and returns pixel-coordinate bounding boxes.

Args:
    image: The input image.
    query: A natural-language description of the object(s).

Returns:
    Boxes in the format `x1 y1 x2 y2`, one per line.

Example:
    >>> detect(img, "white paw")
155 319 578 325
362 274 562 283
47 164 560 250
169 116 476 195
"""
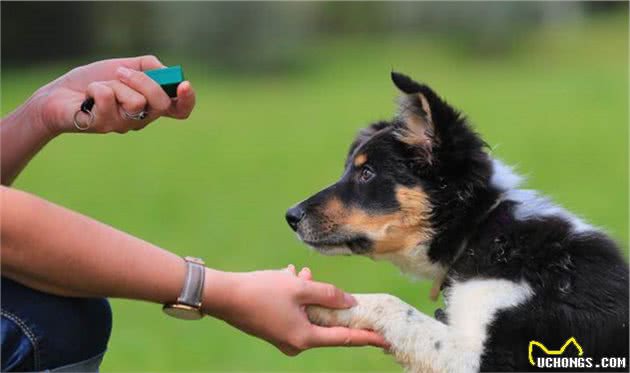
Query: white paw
306 304 355 327
306 293 407 330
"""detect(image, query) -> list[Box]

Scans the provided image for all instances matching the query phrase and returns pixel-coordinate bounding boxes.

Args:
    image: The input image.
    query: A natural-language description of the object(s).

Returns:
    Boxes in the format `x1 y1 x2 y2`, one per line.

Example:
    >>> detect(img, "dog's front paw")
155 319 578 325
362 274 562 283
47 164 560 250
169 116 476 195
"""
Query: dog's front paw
306 293 404 330
307 304 355 328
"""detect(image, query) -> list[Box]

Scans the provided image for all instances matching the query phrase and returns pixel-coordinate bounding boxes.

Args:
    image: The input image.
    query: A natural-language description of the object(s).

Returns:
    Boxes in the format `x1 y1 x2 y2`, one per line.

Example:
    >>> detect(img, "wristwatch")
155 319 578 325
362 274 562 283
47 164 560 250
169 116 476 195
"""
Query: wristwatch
163 256 206 320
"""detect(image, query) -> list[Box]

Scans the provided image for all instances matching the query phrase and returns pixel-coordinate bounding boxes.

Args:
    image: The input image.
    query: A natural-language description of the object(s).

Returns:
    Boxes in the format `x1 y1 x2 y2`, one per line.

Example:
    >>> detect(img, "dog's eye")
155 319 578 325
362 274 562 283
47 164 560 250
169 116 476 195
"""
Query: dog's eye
359 166 375 183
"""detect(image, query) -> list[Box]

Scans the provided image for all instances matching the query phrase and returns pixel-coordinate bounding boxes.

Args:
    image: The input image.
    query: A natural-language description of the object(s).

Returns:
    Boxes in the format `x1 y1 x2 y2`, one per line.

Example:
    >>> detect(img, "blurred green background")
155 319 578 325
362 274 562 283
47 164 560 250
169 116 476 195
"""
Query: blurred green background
1 2 628 371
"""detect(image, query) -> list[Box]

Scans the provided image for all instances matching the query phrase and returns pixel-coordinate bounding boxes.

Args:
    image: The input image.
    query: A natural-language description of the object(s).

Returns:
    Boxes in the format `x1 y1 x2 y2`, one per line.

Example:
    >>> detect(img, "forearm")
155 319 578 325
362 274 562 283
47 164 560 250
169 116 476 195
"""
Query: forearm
0 89 57 185
0 186 234 311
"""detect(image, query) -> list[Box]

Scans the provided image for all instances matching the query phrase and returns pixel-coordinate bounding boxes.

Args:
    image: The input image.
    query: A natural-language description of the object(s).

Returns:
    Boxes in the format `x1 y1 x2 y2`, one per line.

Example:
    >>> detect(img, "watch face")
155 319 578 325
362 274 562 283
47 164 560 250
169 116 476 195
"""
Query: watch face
163 304 204 320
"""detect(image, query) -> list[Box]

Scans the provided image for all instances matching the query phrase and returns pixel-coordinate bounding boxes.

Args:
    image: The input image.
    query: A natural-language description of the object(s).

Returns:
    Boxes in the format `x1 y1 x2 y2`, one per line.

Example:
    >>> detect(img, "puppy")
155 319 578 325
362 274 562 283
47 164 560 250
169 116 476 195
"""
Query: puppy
286 73 629 372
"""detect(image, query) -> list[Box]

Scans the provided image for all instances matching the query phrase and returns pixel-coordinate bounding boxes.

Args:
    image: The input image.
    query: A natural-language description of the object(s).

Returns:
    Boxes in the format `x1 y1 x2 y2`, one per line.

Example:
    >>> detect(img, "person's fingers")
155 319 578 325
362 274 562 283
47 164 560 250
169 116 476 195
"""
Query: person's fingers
276 342 301 357
285 264 296 276
116 67 171 115
298 267 312 281
119 55 166 72
167 81 196 119
298 281 357 309
101 80 147 115
86 82 118 132
307 326 390 349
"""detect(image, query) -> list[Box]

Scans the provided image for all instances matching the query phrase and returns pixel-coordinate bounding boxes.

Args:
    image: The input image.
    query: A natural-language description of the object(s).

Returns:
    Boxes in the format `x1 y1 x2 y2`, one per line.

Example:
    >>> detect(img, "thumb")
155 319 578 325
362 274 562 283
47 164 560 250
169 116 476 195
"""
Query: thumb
298 281 357 309
307 326 389 349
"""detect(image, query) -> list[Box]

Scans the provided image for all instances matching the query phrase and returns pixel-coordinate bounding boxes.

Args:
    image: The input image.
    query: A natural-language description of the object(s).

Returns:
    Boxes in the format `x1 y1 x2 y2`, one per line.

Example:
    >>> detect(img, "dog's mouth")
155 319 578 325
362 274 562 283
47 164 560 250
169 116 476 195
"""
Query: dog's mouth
301 235 372 255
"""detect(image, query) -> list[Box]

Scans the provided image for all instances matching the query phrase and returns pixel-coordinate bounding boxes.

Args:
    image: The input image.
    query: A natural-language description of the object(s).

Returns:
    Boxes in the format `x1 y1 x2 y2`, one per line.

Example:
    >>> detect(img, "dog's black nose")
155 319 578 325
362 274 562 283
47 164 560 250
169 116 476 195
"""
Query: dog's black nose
285 206 305 231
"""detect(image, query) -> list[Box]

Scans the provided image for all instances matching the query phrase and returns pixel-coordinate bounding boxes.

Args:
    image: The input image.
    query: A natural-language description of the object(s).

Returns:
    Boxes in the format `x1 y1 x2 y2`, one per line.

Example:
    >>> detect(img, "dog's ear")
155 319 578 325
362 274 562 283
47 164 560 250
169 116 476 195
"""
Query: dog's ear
391 72 458 163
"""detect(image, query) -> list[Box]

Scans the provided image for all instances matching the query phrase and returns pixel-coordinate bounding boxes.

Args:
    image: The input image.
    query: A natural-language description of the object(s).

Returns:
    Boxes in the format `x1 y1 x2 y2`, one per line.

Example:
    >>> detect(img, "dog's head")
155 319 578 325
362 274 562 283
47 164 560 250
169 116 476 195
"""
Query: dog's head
286 72 492 269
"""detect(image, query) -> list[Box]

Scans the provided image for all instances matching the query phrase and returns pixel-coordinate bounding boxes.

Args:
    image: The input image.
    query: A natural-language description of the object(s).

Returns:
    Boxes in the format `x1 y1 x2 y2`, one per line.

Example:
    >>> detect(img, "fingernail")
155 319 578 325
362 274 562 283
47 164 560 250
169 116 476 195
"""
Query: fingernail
344 293 357 306
180 81 191 96
117 67 132 80
298 267 310 279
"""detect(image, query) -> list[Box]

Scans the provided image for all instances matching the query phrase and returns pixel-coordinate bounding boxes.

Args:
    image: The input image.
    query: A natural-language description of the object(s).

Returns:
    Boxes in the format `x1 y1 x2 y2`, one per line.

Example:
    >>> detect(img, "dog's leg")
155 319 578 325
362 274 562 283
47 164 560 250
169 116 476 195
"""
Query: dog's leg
307 294 480 373
308 280 534 373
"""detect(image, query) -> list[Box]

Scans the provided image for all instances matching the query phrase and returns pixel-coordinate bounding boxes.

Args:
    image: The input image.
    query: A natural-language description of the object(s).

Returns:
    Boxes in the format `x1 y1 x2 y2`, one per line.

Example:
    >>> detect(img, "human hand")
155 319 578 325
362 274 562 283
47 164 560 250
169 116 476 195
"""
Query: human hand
33 55 196 135
203 266 388 356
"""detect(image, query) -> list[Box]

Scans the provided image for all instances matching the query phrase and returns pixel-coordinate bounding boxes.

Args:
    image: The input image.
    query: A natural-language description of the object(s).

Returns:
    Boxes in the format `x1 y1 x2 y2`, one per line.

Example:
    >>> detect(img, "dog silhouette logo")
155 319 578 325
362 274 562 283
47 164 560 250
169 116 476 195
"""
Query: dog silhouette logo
528 337 584 366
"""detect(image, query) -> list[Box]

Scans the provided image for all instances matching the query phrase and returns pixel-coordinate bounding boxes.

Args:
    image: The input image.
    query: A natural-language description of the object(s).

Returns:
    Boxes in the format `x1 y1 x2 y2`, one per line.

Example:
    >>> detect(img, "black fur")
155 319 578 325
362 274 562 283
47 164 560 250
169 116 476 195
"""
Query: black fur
452 202 629 371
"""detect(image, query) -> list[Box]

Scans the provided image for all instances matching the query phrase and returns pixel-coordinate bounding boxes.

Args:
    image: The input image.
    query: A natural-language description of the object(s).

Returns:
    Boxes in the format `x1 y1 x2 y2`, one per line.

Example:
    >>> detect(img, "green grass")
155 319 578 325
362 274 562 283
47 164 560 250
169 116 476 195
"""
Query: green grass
1 14 627 372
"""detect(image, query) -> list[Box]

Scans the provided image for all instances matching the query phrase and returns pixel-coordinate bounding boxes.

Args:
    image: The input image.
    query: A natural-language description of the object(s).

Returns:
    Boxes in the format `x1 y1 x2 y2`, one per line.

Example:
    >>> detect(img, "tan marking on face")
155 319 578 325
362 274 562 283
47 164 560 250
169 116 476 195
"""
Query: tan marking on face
321 197 347 220
353 153 368 167
319 186 433 254
369 186 433 254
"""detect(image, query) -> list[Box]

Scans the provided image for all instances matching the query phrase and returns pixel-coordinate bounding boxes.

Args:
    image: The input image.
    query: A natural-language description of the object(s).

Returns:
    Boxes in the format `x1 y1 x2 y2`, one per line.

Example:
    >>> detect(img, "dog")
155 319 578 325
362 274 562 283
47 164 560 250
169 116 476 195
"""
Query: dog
285 72 629 372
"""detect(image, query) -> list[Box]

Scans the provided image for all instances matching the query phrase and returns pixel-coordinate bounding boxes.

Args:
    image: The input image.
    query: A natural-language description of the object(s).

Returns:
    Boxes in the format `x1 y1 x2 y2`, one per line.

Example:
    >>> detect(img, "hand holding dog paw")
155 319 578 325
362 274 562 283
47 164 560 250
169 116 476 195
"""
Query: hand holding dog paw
202 266 388 356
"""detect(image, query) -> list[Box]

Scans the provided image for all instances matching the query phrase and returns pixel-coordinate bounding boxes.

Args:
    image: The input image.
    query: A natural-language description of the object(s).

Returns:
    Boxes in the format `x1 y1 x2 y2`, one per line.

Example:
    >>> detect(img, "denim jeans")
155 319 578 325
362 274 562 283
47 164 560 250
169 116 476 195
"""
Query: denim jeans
1 277 112 372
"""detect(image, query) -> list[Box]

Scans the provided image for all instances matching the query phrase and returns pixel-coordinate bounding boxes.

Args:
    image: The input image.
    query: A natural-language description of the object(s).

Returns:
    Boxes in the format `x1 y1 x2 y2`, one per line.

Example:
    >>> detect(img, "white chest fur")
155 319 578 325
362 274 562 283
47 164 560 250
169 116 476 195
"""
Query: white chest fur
445 279 534 357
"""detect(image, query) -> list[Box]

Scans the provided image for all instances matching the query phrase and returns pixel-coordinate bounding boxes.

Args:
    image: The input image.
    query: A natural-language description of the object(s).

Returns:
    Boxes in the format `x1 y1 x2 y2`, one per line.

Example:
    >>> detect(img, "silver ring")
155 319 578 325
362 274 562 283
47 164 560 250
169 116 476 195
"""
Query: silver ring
122 109 148 121
73 110 95 131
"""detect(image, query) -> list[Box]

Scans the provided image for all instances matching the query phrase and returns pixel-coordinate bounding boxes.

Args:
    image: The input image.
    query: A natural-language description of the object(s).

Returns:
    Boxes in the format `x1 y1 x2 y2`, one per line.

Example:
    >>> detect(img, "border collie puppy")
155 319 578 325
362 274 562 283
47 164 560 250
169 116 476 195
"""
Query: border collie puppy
285 72 628 372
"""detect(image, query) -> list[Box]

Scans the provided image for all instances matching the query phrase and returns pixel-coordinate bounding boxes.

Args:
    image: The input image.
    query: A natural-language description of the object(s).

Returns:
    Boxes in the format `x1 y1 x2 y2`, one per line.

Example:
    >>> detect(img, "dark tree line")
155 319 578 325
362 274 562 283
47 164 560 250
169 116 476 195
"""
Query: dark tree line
2 2 626 71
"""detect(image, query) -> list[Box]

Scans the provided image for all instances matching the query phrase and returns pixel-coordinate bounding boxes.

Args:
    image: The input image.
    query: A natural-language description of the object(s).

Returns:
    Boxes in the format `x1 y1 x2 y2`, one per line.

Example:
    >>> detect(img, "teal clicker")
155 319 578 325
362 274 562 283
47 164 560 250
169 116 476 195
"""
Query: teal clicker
144 65 185 98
